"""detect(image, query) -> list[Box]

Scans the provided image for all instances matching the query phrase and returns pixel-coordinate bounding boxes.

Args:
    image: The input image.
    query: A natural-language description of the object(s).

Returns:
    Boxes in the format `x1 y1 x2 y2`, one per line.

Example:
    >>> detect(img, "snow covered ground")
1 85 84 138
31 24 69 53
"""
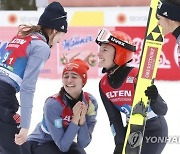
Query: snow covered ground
28 78 180 154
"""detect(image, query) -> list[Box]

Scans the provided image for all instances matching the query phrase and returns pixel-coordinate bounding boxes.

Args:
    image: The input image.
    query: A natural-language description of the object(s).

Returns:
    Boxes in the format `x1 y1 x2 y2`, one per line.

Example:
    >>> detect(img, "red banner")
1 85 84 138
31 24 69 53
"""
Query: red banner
0 26 179 80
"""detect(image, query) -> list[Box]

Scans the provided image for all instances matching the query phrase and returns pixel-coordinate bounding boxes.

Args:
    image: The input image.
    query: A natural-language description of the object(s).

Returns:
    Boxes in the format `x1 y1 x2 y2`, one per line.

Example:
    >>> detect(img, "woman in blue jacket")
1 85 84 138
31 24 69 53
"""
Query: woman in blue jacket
0 2 67 154
22 59 98 154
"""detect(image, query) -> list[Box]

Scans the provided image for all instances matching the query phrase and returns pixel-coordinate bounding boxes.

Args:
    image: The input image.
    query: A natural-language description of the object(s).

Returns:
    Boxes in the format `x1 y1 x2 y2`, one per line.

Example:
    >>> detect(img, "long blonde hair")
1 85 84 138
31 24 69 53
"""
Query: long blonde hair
17 24 42 37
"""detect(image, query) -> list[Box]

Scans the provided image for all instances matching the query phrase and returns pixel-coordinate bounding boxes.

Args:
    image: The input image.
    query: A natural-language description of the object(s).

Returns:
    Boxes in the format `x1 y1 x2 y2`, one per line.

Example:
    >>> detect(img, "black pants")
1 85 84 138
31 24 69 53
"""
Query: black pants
141 116 168 154
0 120 23 154
0 81 23 154
22 141 86 154
114 116 168 154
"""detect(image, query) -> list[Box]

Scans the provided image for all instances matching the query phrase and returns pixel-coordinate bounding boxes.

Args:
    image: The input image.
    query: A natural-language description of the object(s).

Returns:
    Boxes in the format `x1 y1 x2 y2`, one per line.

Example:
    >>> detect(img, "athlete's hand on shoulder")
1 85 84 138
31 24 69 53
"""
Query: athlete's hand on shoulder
14 128 29 145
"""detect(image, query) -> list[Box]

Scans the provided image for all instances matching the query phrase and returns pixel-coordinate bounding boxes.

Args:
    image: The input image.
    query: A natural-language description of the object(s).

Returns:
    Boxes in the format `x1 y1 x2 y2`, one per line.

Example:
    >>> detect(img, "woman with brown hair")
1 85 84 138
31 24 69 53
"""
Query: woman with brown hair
22 59 98 154
96 28 168 154
0 2 67 153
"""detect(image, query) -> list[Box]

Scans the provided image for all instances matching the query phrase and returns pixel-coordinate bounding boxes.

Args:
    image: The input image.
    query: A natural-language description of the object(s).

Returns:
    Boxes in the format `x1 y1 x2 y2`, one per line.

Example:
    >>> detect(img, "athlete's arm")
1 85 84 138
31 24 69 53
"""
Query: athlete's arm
20 40 50 129
44 98 80 152
99 83 126 146
150 95 168 115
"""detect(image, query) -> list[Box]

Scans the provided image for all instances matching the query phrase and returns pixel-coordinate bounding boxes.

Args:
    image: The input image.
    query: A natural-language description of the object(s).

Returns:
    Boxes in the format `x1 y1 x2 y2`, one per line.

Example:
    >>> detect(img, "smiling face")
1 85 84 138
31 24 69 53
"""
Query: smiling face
62 71 83 99
97 43 116 69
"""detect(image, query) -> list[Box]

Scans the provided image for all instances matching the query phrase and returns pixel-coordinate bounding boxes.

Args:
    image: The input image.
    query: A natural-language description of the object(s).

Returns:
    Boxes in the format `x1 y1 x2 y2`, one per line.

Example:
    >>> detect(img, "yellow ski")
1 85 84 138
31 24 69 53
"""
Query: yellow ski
122 0 164 153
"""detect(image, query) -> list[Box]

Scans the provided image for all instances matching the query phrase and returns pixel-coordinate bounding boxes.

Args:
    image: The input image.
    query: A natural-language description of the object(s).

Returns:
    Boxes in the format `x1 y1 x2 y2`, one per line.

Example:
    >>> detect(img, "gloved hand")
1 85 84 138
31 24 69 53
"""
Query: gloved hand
145 85 158 100
113 143 123 154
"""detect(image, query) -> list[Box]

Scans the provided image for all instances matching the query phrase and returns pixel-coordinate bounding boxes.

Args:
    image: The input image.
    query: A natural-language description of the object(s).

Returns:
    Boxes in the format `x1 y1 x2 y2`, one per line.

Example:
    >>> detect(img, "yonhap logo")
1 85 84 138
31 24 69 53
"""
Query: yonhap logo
128 131 143 148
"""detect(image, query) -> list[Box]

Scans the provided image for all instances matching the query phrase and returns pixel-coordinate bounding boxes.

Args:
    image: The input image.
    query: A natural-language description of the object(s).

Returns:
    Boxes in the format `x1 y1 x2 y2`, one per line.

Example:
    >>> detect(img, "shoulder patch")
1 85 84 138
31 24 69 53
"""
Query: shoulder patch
87 100 96 116
54 118 63 128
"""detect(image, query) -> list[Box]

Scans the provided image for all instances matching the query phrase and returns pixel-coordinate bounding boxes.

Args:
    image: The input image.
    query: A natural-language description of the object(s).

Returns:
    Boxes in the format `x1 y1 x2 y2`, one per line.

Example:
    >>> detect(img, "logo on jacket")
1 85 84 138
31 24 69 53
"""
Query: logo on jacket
106 90 131 99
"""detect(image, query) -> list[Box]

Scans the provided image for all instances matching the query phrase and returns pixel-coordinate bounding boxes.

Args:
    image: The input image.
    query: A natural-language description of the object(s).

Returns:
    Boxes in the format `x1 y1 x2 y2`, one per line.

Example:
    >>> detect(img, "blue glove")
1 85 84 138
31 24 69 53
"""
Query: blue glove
145 85 158 100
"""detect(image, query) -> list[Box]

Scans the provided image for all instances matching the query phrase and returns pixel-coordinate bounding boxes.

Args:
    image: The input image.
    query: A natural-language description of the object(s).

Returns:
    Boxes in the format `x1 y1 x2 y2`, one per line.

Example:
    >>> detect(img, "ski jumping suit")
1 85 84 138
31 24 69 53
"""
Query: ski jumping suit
22 91 98 154
0 33 50 154
99 66 168 154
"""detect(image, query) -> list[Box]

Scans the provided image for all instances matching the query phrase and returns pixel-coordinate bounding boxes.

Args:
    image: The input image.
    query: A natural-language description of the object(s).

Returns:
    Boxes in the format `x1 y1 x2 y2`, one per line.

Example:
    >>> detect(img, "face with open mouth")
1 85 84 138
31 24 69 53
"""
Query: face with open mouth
97 43 116 69
62 71 84 99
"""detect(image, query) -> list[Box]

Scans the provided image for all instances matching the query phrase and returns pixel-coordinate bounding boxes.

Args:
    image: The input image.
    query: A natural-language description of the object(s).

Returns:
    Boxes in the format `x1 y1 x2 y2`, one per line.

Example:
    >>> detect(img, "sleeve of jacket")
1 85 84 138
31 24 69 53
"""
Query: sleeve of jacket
150 94 168 116
99 82 126 145
20 40 50 128
44 98 80 152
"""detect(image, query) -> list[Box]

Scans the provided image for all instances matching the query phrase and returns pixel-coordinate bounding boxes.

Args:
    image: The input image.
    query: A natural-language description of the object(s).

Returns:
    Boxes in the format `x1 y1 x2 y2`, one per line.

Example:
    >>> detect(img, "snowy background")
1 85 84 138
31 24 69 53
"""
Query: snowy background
26 78 180 154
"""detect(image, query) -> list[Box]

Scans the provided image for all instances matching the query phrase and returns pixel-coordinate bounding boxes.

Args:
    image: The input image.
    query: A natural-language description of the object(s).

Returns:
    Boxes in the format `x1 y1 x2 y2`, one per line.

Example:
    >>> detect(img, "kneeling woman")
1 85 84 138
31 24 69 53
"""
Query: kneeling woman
22 59 98 154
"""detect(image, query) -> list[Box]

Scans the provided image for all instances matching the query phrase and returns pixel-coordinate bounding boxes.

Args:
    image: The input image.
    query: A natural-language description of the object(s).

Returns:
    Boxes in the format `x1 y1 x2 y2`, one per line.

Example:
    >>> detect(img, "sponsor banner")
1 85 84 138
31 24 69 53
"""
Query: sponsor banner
159 34 180 80
39 27 107 79
0 11 40 26
104 7 148 26
0 26 113 79
0 26 179 80
0 8 179 80
57 27 114 78
0 7 148 27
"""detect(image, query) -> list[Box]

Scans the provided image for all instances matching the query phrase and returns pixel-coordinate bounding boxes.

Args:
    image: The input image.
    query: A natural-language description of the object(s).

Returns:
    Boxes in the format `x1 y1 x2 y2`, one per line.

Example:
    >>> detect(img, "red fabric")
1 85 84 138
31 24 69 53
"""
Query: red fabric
100 68 138 106
178 44 180 68
13 113 20 124
55 92 90 128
